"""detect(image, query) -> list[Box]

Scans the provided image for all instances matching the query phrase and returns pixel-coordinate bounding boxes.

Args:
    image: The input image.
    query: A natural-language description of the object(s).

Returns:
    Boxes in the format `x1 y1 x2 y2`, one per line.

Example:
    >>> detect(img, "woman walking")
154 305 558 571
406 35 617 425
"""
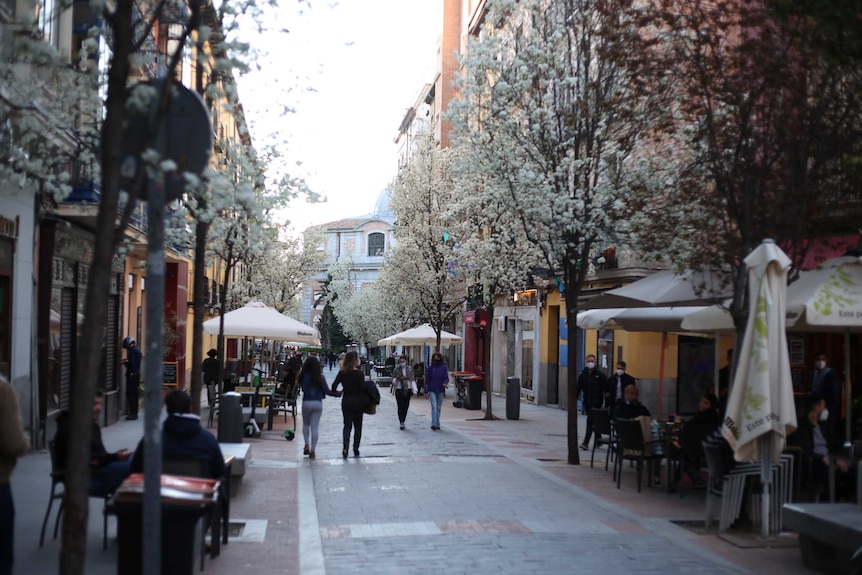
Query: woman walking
425 352 449 430
332 351 367 458
392 355 415 430
298 355 340 459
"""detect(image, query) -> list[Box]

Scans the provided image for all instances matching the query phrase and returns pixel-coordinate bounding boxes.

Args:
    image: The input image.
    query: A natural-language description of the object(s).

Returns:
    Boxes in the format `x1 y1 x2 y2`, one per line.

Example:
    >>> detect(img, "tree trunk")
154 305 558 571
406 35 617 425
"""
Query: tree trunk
565 264 582 465
60 1 132 572
483 303 495 420
189 217 210 414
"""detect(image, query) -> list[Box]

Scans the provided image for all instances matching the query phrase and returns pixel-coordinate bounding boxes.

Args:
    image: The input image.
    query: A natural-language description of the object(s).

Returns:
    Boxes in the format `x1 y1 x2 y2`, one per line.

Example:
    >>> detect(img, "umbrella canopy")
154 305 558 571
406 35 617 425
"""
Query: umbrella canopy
721 240 796 537
786 255 862 333
377 324 463 346
580 267 733 310
202 302 321 346
679 300 736 334
577 306 712 332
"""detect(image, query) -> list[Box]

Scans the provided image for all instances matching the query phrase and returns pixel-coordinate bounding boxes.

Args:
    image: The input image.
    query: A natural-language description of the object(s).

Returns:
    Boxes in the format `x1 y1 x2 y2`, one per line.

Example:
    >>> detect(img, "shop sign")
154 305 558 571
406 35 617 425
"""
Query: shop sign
463 310 476 324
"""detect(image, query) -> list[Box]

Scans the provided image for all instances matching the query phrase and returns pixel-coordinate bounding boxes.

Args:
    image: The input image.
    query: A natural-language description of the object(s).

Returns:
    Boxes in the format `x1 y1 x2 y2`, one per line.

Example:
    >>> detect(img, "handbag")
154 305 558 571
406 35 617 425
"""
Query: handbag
364 403 377 415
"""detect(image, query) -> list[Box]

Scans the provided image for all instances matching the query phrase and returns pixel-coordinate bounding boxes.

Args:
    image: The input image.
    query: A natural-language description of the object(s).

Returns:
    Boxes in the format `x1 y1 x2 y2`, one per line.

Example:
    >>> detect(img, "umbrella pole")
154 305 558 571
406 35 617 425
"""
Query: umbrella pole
760 437 773 538
658 333 667 419
845 328 853 450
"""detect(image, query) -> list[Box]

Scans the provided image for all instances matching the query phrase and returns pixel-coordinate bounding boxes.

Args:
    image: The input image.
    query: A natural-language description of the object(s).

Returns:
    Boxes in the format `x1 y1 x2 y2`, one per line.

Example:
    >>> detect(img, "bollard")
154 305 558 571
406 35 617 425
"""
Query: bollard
506 377 521 420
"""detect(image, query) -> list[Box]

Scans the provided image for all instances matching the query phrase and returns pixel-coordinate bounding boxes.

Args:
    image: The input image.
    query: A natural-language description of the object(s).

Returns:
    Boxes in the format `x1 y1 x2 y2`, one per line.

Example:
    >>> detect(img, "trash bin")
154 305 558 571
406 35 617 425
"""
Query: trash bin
506 376 521 420
111 499 207 575
466 377 483 410
218 391 243 443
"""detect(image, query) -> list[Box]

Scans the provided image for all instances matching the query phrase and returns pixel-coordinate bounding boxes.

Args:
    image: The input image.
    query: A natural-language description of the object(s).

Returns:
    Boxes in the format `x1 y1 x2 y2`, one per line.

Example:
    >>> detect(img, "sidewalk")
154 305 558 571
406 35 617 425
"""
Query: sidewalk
10 369 811 574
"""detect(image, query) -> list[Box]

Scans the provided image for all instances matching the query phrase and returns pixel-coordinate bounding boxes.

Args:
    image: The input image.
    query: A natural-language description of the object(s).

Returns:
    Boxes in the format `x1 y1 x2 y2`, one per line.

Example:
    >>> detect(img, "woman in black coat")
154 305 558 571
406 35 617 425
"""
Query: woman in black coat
332 351 368 458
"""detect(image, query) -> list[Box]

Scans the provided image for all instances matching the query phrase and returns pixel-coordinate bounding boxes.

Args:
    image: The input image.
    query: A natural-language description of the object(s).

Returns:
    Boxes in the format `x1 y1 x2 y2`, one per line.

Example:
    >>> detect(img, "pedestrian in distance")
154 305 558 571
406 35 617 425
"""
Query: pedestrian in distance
391 355 415 430
332 351 367 458
297 355 340 460
425 352 449 431
122 336 142 420
202 348 220 408
0 375 30 575
577 353 609 450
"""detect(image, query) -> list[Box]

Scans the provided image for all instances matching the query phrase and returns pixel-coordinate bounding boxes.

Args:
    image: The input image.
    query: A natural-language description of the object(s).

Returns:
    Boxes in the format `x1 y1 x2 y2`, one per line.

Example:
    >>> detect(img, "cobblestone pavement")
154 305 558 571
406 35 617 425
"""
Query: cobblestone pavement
11 367 812 574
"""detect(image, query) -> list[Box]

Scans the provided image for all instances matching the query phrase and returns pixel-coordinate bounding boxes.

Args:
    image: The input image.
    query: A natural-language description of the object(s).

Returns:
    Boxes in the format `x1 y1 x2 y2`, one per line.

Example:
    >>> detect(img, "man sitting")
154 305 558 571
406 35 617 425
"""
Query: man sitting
789 393 851 500
54 390 133 495
614 383 651 420
131 389 225 481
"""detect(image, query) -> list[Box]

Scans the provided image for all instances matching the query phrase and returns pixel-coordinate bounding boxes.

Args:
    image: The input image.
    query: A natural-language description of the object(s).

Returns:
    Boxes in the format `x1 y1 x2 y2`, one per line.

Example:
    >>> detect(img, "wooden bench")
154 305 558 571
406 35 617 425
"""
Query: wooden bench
784 503 862 573
218 443 252 497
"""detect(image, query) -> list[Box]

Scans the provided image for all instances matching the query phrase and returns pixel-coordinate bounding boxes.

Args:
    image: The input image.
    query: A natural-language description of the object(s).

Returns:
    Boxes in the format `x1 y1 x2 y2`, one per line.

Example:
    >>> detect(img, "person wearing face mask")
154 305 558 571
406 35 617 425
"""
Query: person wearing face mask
810 352 840 432
425 353 450 430
392 355 415 430
609 361 636 419
790 394 851 499
577 354 610 450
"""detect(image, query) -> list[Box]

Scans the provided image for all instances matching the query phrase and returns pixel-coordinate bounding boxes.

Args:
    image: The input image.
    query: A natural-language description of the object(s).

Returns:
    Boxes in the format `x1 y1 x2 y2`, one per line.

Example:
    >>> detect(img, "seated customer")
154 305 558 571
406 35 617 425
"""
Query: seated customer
677 393 722 485
789 393 851 500
54 390 133 495
614 384 651 420
131 389 225 481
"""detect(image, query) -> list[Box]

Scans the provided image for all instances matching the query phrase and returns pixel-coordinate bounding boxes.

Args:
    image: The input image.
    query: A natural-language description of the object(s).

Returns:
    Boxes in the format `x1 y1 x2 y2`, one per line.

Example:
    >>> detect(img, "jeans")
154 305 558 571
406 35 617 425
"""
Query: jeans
302 400 323 451
0 484 13 575
428 391 444 428
90 459 133 496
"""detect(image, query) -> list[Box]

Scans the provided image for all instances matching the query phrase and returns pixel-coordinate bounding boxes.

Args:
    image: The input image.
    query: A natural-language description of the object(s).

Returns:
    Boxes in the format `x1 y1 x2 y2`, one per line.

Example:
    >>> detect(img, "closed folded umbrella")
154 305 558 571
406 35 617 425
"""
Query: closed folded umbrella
721 240 796 538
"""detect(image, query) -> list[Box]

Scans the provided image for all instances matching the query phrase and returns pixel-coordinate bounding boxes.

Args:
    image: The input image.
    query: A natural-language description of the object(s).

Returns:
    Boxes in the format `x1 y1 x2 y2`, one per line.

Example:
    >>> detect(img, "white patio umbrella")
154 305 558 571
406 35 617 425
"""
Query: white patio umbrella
202 302 321 346
721 240 796 538
580 267 733 310
377 324 463 347
785 254 862 444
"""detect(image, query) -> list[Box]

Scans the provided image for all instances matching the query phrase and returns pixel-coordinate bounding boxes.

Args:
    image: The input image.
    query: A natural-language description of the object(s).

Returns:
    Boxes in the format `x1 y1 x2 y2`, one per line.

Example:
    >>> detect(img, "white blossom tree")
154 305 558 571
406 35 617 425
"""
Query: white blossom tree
382 132 465 350
449 0 657 463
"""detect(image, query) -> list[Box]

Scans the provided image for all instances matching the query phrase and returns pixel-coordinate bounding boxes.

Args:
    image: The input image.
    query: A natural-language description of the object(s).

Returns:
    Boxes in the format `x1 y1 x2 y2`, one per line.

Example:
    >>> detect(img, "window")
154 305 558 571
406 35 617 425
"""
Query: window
368 233 385 257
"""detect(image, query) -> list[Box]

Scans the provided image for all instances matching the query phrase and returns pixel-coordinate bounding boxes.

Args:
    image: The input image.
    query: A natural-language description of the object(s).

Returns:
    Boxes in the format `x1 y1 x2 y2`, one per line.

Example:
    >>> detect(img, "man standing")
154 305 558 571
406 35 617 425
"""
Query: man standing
0 376 29 575
577 354 609 450
202 348 220 408
286 350 303 382
609 361 636 418
122 336 142 420
811 352 840 432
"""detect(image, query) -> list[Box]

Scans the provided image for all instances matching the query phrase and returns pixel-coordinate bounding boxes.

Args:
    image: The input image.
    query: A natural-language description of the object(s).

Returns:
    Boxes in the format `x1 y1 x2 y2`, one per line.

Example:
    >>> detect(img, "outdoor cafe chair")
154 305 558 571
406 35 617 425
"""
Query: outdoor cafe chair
614 418 662 492
590 408 616 471
40 439 112 550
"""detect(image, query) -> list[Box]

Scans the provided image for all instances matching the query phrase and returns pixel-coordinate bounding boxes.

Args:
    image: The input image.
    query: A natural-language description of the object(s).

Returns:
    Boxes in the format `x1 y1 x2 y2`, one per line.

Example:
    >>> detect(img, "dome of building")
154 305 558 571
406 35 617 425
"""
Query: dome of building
372 188 394 222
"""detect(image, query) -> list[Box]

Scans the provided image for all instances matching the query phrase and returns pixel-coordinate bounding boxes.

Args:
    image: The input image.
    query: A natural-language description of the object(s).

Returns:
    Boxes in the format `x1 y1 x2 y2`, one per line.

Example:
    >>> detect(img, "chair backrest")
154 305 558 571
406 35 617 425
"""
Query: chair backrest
592 408 612 437
702 440 729 485
615 418 646 451
163 455 210 478
47 439 64 476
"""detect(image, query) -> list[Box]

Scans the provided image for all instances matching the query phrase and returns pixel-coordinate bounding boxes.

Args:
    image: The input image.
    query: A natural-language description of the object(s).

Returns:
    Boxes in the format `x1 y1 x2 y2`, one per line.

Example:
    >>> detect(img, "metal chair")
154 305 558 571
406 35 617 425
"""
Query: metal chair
589 408 616 470
39 439 111 550
614 418 662 492
701 439 762 531
267 381 299 431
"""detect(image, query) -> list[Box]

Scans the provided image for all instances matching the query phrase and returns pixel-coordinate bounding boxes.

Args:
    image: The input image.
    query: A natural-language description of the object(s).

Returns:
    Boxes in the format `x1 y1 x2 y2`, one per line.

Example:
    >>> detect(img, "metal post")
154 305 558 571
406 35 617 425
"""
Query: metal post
143 179 165 575
845 328 852 451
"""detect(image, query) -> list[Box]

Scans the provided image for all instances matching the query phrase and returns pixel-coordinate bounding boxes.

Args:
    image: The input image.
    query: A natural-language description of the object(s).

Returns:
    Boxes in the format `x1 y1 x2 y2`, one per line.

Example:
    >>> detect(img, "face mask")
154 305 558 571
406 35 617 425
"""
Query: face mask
616 369 625 376
820 409 829 422
433 358 442 363
586 362 596 369
816 360 825 370
400 361 407 366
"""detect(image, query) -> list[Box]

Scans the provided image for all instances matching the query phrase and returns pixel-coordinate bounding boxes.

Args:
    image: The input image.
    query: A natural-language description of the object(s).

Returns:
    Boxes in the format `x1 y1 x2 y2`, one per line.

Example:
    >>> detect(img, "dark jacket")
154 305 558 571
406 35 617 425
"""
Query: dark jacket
54 410 117 471
577 368 609 409
811 367 841 427
202 357 220 384
125 345 142 375
332 369 367 411
614 399 651 421
131 414 225 480
608 372 636 403
790 416 842 462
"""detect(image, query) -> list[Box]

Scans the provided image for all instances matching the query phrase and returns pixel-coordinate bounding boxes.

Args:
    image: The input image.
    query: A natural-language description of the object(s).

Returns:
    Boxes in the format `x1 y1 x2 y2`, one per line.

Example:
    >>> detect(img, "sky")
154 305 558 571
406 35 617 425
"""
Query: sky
236 0 440 233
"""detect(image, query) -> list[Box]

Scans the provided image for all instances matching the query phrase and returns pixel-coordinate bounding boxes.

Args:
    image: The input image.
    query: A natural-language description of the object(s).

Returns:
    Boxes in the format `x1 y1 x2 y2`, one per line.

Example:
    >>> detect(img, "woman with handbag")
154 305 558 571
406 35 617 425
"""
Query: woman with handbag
425 352 449 430
298 356 340 460
332 351 367 458
392 355 415 430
